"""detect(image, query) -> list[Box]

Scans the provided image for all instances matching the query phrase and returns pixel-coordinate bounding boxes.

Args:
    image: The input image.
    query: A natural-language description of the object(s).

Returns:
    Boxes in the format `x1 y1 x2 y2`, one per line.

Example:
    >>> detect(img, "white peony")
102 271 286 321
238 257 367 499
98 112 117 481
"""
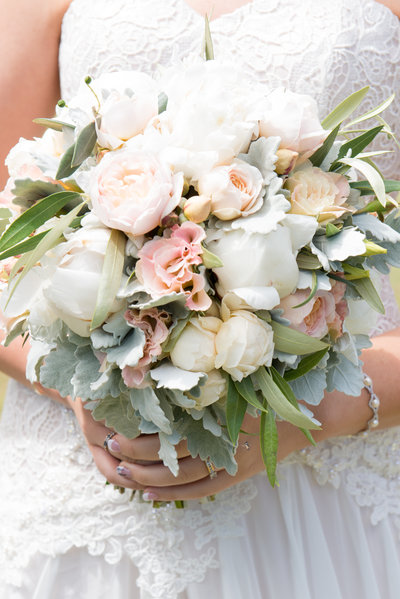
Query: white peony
208 226 303 299
156 61 259 181
170 316 222 372
42 215 124 336
215 310 274 381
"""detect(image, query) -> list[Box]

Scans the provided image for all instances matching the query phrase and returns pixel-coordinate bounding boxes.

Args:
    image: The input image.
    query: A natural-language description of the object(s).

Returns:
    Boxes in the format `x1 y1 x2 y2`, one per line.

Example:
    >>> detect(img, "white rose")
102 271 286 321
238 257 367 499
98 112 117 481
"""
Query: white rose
215 310 274 381
208 226 301 299
198 159 264 220
157 61 259 181
259 88 327 158
170 316 222 372
188 369 227 409
42 215 124 336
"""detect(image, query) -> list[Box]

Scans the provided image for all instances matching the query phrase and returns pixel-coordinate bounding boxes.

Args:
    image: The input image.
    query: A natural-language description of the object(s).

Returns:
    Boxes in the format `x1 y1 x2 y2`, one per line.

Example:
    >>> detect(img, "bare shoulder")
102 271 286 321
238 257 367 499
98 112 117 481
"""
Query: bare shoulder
0 0 74 186
375 0 400 18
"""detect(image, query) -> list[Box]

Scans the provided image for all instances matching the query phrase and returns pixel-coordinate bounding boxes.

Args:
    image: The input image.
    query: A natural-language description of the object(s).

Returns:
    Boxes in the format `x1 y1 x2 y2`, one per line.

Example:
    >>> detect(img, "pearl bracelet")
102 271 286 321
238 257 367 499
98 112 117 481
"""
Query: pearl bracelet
361 373 380 435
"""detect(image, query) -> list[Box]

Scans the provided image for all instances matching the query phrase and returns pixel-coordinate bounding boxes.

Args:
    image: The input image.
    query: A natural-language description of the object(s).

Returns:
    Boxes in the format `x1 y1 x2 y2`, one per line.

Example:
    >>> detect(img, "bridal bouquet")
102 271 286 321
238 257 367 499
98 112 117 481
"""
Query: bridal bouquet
1 52 399 485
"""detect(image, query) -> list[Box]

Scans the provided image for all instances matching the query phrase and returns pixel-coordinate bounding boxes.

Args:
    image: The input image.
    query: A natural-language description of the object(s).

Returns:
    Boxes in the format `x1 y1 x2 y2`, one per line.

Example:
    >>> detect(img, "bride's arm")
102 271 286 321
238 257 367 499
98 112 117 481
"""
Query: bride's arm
375 0 400 17
0 0 71 188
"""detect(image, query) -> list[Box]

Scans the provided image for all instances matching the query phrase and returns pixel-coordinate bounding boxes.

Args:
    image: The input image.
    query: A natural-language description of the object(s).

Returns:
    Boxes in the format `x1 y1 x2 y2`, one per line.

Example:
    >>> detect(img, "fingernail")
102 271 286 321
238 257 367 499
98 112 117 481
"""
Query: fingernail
116 465 131 478
109 439 121 452
143 491 158 501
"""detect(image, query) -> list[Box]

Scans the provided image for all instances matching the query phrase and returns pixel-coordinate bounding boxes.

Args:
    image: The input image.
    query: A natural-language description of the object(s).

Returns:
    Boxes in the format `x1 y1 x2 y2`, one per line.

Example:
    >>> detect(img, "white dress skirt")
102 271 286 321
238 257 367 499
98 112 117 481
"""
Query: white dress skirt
1 1 400 597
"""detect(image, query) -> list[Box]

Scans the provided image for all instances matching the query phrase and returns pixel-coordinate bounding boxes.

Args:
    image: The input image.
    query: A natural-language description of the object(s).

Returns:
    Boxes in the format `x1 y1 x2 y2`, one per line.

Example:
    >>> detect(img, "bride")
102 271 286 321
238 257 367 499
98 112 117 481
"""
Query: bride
1 1 400 597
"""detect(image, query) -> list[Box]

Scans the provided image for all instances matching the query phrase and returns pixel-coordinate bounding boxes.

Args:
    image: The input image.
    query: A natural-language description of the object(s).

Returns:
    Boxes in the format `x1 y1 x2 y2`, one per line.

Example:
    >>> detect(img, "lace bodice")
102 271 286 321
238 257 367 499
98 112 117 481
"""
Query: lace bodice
1 1 400 596
60 0 400 177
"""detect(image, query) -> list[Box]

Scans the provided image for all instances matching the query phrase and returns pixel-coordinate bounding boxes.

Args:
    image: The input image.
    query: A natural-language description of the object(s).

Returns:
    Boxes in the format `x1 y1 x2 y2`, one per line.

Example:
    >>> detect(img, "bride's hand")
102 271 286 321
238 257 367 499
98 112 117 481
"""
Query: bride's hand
68 396 192 491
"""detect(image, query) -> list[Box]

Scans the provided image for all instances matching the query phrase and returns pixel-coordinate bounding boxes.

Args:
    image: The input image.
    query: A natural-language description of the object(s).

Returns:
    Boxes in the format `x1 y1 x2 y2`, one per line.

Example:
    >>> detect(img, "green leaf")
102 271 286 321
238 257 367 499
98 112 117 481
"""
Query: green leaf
260 406 278 486
92 395 141 438
5 202 85 307
71 121 97 167
40 343 78 397
0 230 48 260
226 376 247 445
296 252 322 270
284 348 329 381
158 92 168 114
204 14 214 60
351 179 400 196
352 275 385 313
33 117 75 132
56 143 78 180
322 87 369 130
344 93 395 128
201 245 223 268
234 376 266 411
0 191 81 253
11 179 64 209
90 229 126 330
256 367 320 429
336 126 383 161
336 157 386 206
292 271 317 308
326 223 342 237
309 124 340 167
271 320 329 355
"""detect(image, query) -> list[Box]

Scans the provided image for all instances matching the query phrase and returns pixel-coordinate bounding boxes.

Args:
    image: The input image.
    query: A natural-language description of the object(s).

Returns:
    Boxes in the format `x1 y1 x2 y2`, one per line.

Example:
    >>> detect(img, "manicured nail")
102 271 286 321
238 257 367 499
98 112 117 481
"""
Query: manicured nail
109 438 121 452
143 491 158 501
116 465 131 478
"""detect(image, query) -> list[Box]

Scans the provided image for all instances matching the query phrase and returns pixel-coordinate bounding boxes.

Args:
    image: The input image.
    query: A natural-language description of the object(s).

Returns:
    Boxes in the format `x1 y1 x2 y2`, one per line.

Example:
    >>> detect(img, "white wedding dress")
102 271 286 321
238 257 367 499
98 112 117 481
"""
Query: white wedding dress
1 1 400 598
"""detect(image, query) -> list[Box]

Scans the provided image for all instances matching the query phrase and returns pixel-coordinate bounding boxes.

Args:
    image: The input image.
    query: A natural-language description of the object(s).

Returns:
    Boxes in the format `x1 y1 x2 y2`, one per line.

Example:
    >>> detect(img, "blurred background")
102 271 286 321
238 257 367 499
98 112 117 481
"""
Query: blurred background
0 269 400 413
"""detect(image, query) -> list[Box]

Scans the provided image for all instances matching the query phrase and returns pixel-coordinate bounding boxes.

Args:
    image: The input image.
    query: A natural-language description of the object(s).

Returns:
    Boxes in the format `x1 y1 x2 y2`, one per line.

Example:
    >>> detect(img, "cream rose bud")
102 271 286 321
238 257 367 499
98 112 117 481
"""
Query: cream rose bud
208 227 300 299
215 310 274 381
259 88 327 158
285 162 350 224
170 316 222 372
188 369 227 410
183 195 212 223
198 160 264 220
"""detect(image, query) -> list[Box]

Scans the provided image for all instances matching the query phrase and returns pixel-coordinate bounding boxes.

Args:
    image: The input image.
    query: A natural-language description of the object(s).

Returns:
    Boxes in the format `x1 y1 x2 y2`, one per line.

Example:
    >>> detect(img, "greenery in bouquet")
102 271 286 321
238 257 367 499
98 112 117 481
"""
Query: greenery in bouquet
0 36 399 487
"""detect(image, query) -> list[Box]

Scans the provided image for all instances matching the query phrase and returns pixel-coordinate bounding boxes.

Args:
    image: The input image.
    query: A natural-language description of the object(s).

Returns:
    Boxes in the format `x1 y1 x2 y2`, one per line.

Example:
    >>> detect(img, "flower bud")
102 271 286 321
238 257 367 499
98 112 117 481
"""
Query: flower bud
275 149 299 175
183 195 212 223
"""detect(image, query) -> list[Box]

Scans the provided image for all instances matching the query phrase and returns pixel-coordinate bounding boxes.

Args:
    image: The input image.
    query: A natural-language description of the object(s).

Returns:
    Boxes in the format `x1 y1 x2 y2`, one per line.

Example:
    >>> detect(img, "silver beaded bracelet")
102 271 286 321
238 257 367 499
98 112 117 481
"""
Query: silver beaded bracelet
361 373 380 435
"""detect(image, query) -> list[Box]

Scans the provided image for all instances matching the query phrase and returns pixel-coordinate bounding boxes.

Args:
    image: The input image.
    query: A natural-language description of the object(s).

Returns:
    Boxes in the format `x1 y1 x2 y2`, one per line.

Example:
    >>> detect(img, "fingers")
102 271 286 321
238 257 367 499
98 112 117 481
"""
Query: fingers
106 434 191 463
115 455 213 487
90 445 145 491
142 468 238 501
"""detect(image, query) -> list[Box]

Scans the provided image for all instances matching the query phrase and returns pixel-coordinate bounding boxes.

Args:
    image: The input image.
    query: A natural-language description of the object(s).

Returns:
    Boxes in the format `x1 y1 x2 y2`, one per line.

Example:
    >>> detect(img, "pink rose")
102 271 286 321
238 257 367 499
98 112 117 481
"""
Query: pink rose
122 308 170 388
135 222 211 311
90 149 183 236
279 279 347 340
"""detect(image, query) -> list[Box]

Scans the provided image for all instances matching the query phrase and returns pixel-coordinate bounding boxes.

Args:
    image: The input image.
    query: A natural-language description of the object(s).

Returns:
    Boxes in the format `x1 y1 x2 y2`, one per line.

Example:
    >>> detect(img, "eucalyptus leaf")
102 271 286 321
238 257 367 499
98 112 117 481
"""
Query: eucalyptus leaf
271 320 329 355
33 117 75 132
351 276 385 313
0 191 81 253
336 126 383 161
234 376 266 411
309 124 340 167
56 143 78 180
350 179 400 196
91 229 126 330
322 87 369 130
71 121 97 167
284 348 329 381
256 367 320 429
204 14 214 60
344 93 395 128
158 92 168 114
260 406 278 487
338 157 386 206
226 376 247 444
0 230 48 261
